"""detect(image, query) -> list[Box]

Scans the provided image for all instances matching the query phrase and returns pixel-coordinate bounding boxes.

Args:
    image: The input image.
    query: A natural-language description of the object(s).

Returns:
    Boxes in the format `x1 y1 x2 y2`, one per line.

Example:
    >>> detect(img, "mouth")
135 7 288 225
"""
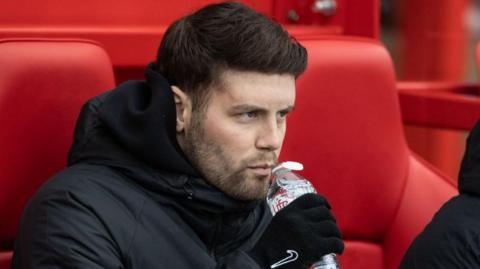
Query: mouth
247 164 274 177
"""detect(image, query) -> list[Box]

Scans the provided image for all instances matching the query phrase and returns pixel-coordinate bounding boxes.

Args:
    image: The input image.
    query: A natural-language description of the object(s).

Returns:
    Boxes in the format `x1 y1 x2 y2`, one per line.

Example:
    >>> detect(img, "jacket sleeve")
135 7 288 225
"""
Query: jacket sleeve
399 196 480 269
12 189 124 269
216 250 262 269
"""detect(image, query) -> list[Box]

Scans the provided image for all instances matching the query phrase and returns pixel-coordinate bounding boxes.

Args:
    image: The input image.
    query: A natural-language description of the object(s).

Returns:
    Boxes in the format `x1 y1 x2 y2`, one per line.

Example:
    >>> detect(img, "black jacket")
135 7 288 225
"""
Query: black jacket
399 121 480 269
12 64 271 268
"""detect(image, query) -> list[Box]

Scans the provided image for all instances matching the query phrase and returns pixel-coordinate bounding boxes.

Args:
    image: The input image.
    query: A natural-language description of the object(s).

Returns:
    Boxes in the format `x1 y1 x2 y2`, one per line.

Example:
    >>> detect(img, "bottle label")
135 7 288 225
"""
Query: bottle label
267 178 316 215
269 188 292 215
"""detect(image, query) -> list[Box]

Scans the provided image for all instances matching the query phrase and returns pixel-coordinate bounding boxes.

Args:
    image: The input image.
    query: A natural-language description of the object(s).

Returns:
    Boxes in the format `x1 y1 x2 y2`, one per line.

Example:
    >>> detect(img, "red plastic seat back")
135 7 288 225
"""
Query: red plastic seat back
281 37 457 269
0 39 115 265
477 42 480 77
283 37 408 238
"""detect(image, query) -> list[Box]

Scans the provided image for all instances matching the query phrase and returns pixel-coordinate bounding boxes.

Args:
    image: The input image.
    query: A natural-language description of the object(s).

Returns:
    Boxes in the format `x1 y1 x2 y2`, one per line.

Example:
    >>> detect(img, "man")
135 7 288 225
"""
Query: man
399 120 480 268
12 2 343 268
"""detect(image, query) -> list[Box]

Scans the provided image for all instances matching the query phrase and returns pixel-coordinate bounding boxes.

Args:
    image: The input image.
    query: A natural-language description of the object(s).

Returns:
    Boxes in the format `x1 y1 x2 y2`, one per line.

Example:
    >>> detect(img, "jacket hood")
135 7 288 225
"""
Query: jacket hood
102 62 197 176
459 120 480 196
67 63 262 215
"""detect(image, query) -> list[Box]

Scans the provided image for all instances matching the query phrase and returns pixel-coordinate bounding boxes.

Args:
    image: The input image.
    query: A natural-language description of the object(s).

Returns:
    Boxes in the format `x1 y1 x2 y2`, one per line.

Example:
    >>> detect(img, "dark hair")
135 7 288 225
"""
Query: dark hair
156 1 307 111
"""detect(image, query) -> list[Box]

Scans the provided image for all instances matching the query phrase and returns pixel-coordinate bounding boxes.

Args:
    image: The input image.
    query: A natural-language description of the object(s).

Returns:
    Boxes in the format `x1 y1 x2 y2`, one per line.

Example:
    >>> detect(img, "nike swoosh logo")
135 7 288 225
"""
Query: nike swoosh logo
270 250 299 268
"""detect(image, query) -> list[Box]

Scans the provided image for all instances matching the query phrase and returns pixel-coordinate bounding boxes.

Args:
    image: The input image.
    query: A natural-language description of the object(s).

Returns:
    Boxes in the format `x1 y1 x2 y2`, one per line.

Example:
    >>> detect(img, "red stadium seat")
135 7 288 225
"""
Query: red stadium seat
281 37 458 269
0 38 115 268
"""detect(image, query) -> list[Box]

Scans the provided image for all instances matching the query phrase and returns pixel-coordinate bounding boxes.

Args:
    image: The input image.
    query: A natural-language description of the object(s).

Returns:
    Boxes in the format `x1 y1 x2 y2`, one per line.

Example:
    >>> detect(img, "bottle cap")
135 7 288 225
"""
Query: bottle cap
272 161 304 173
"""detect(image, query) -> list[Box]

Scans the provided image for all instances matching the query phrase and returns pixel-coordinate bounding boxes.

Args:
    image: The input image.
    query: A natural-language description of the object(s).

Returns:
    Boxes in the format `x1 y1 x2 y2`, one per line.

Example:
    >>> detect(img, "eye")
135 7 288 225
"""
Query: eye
241 111 258 120
277 110 289 122
278 111 288 118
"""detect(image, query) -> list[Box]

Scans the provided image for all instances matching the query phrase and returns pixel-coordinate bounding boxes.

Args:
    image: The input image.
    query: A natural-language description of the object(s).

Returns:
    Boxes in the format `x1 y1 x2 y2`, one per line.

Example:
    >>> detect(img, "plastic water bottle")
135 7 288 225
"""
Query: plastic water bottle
267 161 340 269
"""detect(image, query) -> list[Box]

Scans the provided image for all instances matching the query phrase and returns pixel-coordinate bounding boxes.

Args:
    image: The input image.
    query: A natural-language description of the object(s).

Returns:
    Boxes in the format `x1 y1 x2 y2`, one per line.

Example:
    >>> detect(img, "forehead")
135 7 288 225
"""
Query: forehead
211 69 296 107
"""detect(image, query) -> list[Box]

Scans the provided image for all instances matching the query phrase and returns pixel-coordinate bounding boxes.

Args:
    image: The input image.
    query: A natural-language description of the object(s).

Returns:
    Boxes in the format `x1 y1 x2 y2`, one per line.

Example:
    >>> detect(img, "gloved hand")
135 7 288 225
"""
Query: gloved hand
248 193 344 269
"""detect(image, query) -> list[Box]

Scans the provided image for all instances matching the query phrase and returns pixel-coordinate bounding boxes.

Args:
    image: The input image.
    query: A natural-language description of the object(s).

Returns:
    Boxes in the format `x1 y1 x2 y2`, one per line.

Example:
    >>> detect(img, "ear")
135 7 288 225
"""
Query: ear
171 85 192 132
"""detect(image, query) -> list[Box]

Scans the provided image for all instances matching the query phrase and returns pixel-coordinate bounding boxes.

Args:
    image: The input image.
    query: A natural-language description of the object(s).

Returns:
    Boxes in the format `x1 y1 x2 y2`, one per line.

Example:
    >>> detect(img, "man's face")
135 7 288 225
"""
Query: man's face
178 70 296 201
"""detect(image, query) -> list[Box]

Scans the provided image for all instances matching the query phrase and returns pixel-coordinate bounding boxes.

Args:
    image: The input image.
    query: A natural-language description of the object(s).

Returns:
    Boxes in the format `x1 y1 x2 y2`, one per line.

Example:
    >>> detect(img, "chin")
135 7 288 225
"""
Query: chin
230 180 270 201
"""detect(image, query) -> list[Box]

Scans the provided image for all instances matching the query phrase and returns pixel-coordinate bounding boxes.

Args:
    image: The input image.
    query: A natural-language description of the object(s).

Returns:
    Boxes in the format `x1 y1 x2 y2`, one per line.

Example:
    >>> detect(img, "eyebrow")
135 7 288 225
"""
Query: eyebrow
230 104 295 112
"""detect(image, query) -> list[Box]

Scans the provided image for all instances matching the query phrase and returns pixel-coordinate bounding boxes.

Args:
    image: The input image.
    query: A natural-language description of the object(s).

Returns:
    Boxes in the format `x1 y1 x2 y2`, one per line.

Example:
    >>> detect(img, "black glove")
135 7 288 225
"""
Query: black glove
248 193 344 269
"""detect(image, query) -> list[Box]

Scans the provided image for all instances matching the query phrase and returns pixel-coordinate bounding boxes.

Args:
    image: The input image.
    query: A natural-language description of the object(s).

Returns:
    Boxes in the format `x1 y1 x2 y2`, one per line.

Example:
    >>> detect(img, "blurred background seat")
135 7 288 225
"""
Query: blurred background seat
0 38 115 269
281 37 458 269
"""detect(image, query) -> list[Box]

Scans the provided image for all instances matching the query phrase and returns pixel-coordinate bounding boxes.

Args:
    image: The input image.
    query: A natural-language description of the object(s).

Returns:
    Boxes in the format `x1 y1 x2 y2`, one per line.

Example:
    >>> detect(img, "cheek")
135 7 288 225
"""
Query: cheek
202 116 254 157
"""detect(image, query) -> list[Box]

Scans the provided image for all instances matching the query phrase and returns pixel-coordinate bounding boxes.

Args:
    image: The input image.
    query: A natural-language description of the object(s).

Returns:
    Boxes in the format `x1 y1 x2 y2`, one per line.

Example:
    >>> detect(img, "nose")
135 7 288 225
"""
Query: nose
255 119 284 151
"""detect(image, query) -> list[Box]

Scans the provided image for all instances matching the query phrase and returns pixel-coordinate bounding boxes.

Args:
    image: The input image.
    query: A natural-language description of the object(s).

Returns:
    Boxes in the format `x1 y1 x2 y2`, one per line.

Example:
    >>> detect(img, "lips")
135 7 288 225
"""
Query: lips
248 163 274 169
248 164 274 176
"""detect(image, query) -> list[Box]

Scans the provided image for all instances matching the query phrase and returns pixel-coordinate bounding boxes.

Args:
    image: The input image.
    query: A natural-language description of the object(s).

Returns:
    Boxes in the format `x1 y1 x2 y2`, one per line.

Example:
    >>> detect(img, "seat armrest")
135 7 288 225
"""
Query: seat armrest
398 81 480 130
